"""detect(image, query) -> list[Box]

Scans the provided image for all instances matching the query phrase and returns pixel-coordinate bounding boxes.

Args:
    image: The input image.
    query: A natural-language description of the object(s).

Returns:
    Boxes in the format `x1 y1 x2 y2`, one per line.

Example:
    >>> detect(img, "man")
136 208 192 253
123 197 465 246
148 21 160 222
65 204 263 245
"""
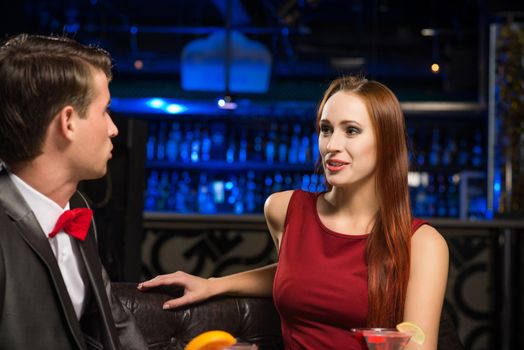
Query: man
0 34 147 349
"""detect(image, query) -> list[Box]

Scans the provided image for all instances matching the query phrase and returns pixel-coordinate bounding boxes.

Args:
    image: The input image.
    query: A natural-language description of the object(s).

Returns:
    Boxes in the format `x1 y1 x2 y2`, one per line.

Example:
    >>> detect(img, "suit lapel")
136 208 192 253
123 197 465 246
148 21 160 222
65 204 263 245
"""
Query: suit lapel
0 170 87 349
71 192 120 349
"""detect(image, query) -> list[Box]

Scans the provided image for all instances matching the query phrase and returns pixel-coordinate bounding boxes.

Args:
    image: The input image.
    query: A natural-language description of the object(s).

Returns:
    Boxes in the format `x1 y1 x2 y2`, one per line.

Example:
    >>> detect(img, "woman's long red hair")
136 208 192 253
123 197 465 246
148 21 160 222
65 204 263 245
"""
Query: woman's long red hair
316 76 412 327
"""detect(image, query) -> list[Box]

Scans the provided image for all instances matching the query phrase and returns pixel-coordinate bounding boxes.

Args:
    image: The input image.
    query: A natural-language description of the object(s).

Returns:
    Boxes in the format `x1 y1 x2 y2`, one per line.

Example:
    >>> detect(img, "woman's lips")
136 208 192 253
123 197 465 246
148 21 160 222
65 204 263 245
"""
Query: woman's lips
325 159 349 172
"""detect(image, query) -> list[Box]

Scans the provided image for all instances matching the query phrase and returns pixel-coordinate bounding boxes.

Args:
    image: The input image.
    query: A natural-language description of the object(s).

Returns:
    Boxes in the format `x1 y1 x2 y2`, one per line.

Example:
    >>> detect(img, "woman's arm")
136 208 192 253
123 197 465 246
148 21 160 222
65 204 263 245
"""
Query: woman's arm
403 224 449 350
138 264 278 309
137 190 294 310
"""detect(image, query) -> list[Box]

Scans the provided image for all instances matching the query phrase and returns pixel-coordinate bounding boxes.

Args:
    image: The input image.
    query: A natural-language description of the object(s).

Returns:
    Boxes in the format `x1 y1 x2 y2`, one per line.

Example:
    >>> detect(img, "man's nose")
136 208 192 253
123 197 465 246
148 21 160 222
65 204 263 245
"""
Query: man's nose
108 116 119 138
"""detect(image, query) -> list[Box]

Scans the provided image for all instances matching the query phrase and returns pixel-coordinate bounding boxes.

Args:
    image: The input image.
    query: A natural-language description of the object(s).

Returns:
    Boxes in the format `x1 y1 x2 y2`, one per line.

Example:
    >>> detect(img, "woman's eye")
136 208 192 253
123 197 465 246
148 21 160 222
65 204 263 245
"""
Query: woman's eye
320 125 331 134
346 127 361 135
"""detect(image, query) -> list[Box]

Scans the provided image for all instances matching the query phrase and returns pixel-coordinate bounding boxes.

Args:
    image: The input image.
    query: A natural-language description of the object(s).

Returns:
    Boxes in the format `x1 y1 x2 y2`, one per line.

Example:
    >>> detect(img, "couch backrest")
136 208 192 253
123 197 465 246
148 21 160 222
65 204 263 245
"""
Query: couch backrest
112 282 463 350
112 283 283 350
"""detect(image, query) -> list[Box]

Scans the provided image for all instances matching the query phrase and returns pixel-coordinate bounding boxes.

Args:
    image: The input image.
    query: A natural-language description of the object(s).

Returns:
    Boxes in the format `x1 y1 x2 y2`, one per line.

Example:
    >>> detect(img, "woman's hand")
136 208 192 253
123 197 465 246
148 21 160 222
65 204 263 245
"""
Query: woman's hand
138 271 216 310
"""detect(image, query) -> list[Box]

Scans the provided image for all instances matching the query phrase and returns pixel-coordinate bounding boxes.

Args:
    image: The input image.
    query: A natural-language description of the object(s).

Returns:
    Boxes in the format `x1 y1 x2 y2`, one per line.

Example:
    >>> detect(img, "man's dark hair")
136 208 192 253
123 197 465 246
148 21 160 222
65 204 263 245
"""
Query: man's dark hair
0 34 113 167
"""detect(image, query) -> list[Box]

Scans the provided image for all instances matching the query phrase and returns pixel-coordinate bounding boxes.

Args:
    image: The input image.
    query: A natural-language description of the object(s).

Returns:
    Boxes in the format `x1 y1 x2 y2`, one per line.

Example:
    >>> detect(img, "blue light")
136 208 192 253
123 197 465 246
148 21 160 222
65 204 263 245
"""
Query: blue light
146 98 166 109
130 26 138 35
64 24 80 33
492 171 502 215
181 30 272 93
217 97 237 110
225 181 234 190
166 103 185 114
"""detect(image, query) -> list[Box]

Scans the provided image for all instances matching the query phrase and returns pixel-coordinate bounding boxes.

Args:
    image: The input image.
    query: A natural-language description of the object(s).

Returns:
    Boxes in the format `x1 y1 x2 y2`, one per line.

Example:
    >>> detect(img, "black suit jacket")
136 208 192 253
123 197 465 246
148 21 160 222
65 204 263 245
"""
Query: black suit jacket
0 170 147 349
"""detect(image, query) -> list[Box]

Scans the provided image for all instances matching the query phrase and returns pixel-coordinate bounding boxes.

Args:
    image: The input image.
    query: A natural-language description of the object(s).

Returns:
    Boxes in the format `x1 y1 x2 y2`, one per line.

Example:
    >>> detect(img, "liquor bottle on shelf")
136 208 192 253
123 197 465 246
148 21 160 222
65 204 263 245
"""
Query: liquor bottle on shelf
181 171 196 212
457 139 469 167
301 174 310 191
436 174 448 217
238 130 248 163
210 122 226 160
278 123 289 163
156 170 170 211
166 171 179 211
198 173 216 214
234 174 245 214
201 128 212 162
226 134 236 163
447 174 459 217
311 130 319 165
441 135 456 167
190 123 201 163
166 122 181 162
144 170 159 211
252 130 264 162
179 124 191 162
245 171 257 213
299 127 311 164
428 128 440 167
471 130 484 168
146 123 157 161
156 121 167 161
288 123 301 164
265 124 277 164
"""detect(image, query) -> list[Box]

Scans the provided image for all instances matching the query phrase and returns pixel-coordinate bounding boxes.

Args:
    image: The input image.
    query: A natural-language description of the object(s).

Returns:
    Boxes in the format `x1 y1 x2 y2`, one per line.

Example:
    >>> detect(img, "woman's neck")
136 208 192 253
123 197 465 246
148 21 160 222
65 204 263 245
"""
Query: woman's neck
319 185 379 235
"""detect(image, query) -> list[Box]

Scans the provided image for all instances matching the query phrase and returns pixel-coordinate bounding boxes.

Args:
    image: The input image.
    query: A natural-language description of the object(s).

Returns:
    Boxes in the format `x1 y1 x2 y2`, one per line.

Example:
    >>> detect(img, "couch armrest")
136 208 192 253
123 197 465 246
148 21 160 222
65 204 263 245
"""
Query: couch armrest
112 283 283 350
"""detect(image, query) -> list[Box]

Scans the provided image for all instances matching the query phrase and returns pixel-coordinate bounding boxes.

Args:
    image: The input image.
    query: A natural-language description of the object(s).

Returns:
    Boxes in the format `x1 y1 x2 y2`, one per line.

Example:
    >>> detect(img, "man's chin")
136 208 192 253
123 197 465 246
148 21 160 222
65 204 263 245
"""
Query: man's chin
80 167 108 182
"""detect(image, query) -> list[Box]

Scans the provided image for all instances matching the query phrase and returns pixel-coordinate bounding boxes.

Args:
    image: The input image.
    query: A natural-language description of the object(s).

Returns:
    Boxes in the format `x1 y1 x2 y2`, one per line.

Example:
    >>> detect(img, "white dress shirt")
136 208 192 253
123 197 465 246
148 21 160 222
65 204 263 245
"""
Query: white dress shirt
9 172 87 319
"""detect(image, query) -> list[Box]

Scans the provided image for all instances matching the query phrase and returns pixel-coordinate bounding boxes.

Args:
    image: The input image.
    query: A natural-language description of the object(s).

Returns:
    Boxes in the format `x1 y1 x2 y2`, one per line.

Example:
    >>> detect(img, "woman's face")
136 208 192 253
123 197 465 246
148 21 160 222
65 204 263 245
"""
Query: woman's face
318 91 377 189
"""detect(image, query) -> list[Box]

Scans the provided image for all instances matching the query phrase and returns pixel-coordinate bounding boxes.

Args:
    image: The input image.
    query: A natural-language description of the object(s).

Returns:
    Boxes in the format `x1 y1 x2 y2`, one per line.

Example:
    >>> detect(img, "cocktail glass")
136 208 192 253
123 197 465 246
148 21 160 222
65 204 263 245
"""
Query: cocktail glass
351 328 411 350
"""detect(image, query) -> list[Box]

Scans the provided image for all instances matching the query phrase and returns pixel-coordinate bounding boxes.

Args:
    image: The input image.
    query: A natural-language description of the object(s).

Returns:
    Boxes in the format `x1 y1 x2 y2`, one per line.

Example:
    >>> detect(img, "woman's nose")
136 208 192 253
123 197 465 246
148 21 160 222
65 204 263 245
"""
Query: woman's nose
326 130 343 151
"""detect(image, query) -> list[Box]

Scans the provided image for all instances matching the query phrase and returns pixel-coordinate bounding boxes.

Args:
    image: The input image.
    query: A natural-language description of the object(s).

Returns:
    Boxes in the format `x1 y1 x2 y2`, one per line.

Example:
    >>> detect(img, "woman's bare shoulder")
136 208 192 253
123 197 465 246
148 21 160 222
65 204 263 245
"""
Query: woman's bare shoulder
264 190 295 247
411 224 449 258
264 190 295 224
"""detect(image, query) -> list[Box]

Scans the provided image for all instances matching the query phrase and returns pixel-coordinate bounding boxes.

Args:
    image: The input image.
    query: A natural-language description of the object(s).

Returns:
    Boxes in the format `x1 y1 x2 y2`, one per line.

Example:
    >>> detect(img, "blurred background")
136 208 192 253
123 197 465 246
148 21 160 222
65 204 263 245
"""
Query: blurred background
1 1 523 349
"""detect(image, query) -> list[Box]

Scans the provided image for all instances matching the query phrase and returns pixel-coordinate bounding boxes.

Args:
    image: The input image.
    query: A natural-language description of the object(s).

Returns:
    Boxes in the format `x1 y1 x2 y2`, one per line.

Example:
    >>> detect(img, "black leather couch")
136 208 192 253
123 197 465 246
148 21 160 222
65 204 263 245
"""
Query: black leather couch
112 283 283 350
112 283 463 350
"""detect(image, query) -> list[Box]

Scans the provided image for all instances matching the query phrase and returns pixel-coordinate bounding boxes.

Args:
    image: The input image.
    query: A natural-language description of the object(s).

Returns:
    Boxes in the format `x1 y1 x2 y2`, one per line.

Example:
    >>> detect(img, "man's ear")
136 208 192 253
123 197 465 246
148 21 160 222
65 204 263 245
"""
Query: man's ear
56 106 76 140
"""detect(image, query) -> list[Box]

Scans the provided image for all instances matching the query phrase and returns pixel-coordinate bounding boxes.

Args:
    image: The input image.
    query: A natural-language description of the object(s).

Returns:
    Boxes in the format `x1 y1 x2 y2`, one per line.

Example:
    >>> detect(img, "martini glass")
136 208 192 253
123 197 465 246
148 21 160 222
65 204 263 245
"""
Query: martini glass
351 328 411 350
223 343 258 350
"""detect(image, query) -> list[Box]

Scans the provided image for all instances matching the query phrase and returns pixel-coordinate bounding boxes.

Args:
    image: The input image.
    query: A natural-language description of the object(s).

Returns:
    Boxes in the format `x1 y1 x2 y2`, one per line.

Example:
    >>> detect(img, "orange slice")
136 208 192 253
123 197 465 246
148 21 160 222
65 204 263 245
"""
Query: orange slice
185 330 237 350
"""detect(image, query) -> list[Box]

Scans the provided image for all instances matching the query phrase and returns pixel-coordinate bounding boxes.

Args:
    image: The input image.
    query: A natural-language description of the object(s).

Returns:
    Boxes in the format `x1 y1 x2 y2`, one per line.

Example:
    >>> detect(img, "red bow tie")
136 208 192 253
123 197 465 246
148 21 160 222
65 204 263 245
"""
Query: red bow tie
48 208 93 241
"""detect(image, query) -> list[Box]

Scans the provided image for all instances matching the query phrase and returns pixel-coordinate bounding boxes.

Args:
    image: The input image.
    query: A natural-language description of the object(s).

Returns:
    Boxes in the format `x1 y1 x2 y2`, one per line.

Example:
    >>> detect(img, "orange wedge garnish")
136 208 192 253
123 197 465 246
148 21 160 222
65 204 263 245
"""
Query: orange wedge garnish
185 330 237 350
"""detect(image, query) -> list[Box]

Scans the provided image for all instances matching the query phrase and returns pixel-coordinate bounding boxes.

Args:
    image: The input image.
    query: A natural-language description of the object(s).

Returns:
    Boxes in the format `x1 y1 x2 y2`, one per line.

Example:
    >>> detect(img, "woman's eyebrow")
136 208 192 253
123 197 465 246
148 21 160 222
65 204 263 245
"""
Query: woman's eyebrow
320 119 362 127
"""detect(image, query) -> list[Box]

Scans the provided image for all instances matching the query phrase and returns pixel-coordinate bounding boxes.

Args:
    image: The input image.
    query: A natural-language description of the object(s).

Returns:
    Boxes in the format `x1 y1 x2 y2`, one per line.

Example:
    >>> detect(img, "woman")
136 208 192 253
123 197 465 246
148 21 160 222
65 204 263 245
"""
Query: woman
138 76 449 350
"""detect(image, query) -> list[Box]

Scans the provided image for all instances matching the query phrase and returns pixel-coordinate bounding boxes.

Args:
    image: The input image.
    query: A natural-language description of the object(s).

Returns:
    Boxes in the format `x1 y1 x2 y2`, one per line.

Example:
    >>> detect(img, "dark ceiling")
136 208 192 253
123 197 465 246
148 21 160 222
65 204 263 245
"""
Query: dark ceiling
1 0 523 102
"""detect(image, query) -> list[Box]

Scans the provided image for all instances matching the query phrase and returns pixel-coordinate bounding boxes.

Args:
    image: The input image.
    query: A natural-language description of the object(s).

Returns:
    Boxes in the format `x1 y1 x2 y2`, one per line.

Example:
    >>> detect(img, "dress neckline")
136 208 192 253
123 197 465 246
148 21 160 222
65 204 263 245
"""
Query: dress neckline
313 192 370 240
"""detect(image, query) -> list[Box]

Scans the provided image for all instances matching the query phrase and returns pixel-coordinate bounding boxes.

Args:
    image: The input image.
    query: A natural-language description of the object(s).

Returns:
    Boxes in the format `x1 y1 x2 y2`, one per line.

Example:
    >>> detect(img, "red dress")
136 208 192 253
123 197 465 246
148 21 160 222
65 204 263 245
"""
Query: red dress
273 190 427 350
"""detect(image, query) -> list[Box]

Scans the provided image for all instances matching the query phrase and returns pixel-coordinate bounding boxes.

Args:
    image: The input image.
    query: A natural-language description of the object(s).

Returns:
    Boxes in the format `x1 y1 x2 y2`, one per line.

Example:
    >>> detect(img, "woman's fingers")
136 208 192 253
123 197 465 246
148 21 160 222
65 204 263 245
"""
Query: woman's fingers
162 294 195 309
137 271 211 310
137 271 186 290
